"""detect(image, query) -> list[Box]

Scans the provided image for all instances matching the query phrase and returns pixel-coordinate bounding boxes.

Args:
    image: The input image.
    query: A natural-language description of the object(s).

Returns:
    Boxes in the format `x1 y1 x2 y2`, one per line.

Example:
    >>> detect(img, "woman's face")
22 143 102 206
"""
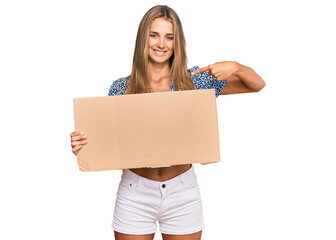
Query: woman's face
148 17 174 65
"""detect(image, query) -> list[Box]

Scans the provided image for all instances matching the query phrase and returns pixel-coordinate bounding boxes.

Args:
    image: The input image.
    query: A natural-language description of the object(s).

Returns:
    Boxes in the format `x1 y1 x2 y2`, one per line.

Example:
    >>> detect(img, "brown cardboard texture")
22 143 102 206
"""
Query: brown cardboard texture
73 89 221 171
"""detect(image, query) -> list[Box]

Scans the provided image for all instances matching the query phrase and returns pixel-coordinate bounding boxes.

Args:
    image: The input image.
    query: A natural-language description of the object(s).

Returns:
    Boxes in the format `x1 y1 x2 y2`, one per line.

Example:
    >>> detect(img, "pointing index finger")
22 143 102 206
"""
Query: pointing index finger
191 66 210 76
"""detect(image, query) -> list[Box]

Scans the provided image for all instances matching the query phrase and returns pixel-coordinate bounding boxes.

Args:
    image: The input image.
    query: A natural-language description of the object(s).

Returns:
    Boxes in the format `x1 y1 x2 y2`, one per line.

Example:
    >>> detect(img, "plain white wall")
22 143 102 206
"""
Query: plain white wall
1 0 335 239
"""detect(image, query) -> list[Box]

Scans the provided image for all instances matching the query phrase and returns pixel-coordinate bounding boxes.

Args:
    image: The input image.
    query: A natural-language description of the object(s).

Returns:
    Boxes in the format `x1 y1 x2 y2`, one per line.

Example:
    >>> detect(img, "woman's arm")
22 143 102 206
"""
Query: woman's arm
192 61 265 95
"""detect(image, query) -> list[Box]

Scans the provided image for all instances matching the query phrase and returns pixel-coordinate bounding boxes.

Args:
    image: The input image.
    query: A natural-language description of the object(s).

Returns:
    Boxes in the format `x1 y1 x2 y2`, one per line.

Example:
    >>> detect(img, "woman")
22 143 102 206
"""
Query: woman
70 5 265 240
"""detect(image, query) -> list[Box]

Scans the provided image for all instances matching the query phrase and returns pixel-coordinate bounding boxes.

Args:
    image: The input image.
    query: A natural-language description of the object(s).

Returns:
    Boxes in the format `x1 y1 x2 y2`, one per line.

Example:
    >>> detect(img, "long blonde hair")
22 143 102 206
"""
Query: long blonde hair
125 5 195 94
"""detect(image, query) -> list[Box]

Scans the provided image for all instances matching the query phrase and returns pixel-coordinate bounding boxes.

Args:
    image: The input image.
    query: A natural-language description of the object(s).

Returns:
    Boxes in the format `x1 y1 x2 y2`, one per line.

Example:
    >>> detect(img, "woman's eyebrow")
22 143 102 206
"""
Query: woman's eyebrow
149 31 174 36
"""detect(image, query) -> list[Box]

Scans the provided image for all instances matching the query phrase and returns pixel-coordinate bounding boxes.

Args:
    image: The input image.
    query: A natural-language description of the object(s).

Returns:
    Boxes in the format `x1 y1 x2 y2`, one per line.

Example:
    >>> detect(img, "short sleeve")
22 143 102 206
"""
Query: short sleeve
108 77 128 96
189 66 227 98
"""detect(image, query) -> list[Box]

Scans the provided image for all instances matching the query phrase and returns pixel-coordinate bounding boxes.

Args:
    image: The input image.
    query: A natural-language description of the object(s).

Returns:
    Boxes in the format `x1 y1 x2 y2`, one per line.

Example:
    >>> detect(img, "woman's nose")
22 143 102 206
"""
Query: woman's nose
158 37 165 48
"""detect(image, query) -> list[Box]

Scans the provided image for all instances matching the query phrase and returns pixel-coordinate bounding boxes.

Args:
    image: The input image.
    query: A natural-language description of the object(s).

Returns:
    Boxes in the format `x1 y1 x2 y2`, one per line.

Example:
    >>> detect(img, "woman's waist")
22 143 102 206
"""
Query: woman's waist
128 164 192 182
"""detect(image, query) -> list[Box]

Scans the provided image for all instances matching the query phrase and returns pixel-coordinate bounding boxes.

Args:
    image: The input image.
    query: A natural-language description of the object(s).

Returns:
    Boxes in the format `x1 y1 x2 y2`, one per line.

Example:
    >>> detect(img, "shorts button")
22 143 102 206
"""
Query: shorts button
162 184 166 188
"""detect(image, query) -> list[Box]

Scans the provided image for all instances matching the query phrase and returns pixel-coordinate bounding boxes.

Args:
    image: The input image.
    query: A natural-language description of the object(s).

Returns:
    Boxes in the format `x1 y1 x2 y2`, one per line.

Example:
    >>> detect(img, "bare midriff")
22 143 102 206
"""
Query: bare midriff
130 164 192 182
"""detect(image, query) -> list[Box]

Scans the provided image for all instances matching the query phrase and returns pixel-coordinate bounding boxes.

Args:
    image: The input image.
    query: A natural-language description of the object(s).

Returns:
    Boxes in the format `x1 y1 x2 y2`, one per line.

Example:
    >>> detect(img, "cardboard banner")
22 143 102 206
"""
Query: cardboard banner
73 89 220 171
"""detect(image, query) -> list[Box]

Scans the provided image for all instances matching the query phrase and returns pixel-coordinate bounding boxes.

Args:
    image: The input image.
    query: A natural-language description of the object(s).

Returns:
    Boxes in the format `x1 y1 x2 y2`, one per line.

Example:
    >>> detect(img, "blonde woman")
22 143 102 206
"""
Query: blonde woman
70 5 265 240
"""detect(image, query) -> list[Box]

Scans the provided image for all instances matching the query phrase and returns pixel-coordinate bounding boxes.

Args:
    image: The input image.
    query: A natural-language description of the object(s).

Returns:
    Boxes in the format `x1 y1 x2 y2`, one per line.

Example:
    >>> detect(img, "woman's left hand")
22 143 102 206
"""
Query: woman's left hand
191 61 240 81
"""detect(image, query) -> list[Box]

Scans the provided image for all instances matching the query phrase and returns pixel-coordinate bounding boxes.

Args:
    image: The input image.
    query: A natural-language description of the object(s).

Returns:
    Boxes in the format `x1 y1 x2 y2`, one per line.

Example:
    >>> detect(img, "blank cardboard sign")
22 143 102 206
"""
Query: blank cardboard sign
73 89 220 171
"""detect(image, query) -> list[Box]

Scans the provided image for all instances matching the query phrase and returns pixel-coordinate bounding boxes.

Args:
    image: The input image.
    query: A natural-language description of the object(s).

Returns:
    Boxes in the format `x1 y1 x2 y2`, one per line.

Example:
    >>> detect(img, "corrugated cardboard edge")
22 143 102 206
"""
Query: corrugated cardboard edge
207 89 221 164
73 98 88 172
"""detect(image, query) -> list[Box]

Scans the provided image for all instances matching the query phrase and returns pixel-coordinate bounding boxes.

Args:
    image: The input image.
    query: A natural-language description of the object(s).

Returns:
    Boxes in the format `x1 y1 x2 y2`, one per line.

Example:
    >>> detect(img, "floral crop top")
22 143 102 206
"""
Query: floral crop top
108 66 227 169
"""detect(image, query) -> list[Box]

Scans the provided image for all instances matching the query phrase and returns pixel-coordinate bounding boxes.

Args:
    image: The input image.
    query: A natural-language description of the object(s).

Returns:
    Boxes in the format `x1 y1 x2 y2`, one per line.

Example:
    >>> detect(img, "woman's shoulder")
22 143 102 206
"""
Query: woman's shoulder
188 65 210 84
188 65 226 97
108 76 130 96
188 66 200 76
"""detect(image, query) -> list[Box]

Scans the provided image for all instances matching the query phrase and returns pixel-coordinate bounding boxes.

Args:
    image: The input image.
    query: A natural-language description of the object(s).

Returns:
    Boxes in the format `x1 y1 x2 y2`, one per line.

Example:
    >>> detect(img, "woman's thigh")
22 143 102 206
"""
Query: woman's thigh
114 231 155 240
162 230 202 240
158 173 204 235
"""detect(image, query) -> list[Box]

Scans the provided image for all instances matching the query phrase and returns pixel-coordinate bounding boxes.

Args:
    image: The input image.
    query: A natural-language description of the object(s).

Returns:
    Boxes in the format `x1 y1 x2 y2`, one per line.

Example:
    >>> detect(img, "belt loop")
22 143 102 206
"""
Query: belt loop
178 174 185 185
121 169 124 179
136 174 142 185
179 164 193 185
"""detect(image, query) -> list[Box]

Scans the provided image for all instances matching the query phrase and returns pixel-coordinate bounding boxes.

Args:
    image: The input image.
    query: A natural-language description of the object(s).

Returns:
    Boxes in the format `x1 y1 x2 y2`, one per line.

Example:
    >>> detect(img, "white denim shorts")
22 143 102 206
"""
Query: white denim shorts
112 165 204 235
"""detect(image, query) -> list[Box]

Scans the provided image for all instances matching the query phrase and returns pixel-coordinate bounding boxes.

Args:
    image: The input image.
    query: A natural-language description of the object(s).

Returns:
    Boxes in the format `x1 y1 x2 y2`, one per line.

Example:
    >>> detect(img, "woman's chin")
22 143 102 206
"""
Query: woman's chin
149 57 170 65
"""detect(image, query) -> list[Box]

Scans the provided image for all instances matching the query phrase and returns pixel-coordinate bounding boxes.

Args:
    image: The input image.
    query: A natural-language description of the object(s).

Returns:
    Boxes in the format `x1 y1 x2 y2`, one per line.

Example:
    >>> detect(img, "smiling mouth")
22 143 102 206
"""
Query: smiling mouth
153 50 167 56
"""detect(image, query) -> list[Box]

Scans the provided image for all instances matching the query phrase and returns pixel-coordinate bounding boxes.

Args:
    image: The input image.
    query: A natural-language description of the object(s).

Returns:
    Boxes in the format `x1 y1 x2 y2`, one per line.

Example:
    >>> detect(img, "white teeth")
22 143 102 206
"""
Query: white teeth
154 50 165 55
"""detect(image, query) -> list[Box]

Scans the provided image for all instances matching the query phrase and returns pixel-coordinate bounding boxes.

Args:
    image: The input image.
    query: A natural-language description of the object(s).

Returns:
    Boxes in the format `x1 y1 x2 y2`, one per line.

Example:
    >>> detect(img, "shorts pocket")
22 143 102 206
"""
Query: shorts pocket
120 177 138 190
183 177 201 196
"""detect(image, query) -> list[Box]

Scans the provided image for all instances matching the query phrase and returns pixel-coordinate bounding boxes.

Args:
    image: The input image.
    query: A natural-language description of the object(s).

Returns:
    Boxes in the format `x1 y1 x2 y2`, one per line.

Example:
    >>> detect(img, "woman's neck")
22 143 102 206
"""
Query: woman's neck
148 61 171 83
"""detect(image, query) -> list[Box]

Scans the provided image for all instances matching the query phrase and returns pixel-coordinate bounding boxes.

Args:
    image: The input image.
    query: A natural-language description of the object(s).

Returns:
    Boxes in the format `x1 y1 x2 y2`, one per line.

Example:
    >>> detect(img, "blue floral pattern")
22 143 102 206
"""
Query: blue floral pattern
108 66 227 97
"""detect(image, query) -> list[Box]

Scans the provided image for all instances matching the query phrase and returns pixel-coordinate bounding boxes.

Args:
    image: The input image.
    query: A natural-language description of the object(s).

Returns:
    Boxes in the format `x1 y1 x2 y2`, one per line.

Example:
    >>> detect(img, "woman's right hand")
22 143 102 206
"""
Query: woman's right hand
70 131 87 155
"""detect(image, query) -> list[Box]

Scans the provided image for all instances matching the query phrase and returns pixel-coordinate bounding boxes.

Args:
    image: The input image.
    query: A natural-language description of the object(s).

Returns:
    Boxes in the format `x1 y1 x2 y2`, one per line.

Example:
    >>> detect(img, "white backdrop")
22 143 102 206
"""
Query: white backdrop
1 0 335 239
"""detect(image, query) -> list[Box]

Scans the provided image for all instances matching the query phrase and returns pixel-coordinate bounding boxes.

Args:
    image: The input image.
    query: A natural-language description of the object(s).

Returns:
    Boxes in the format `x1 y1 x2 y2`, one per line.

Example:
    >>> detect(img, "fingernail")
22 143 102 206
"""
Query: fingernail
83 135 87 138
83 140 87 143
191 72 195 75
80 131 83 134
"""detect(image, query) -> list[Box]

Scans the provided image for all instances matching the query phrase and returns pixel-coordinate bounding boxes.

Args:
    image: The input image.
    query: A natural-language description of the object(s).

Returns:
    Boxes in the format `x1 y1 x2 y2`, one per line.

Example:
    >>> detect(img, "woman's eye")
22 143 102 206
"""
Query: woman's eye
166 36 174 40
150 34 157 38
